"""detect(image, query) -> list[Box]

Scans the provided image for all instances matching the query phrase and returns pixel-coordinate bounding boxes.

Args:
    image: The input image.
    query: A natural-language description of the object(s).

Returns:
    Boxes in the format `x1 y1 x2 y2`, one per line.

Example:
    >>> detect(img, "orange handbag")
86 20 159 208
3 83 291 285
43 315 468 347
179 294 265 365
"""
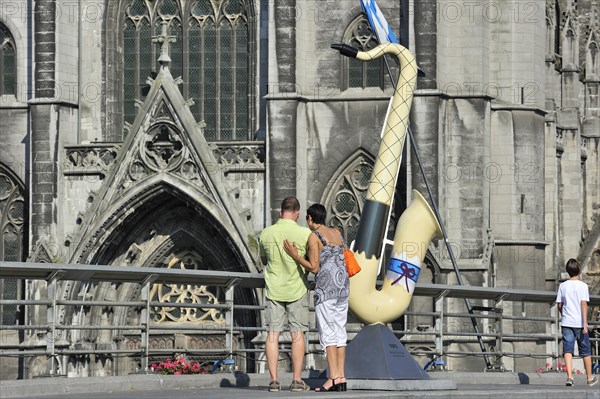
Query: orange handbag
343 249 361 277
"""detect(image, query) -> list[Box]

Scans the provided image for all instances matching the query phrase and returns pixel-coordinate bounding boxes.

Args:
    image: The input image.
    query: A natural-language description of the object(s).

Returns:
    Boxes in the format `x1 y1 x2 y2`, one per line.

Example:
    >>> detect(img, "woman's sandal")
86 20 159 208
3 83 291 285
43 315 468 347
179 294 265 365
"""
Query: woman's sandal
314 377 339 392
335 377 347 392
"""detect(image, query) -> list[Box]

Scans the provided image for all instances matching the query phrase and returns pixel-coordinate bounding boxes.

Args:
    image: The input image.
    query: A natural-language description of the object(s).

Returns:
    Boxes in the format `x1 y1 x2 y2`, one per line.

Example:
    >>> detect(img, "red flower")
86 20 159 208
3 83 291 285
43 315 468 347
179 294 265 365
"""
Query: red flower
151 356 208 375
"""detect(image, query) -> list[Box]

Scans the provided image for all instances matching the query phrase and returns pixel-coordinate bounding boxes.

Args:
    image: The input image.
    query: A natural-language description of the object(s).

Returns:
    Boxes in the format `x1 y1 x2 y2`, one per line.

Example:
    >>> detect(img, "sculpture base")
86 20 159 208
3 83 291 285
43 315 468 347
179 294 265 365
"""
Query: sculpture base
345 323 429 380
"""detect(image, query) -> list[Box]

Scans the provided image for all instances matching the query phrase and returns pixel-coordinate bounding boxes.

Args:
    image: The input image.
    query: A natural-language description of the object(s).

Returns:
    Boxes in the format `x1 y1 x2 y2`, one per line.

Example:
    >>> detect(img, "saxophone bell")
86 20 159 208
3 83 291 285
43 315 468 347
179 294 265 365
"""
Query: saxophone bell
349 190 442 325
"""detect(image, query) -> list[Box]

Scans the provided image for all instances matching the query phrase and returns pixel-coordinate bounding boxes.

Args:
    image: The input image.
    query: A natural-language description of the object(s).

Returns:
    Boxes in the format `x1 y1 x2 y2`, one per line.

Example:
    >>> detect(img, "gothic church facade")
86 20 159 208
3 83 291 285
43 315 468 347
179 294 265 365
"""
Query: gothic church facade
0 0 599 378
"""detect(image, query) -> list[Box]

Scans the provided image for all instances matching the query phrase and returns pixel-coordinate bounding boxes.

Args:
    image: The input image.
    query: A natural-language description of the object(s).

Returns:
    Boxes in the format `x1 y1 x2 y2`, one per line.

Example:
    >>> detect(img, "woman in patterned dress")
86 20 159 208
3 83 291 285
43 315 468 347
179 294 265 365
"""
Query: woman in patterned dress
284 203 350 392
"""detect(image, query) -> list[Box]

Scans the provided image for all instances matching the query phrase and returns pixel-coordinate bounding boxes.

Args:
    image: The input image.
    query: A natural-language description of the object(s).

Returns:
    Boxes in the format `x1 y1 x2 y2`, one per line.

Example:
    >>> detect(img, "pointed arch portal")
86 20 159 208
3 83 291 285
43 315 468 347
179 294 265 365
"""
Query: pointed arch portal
59 178 259 375
88 180 250 274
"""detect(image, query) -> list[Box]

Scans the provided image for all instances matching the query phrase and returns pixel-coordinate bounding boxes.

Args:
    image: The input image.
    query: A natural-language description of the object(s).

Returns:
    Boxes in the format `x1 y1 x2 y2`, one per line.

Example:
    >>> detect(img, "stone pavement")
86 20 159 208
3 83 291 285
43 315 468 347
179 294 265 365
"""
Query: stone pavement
1 371 599 399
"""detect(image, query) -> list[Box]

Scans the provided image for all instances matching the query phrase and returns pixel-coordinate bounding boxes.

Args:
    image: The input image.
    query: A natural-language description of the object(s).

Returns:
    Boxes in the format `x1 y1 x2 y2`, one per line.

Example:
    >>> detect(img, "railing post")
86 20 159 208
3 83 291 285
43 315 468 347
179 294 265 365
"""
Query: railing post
496 299 504 370
434 290 448 361
45 270 65 376
225 278 240 356
140 274 158 373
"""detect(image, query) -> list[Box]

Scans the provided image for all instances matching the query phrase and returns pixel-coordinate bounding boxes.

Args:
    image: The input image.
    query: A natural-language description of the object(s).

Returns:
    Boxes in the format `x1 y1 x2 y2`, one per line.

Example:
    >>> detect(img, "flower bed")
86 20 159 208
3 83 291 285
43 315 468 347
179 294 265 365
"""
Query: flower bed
535 361 583 375
150 357 207 375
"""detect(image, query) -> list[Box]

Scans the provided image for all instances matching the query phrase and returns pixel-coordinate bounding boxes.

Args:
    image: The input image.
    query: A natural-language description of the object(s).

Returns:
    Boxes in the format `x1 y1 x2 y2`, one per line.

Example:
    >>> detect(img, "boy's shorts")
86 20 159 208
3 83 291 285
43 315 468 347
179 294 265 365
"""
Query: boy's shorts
265 291 309 333
562 326 591 356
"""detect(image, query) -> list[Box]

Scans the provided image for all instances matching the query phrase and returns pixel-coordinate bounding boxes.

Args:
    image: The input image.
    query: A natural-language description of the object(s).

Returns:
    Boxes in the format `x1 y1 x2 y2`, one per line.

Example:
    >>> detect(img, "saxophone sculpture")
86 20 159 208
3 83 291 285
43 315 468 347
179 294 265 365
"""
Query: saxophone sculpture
332 43 442 325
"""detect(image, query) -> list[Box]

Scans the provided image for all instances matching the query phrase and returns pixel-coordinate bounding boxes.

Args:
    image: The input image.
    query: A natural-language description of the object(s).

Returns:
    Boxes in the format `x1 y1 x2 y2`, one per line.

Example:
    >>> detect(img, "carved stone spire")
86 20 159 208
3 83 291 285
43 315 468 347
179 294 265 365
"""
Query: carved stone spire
592 1 599 33
152 21 176 66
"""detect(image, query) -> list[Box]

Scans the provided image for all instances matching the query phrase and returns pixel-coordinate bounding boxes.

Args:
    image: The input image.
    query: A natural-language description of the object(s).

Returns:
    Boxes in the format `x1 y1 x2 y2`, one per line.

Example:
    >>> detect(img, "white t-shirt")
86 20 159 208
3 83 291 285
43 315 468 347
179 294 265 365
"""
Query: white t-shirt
556 279 590 328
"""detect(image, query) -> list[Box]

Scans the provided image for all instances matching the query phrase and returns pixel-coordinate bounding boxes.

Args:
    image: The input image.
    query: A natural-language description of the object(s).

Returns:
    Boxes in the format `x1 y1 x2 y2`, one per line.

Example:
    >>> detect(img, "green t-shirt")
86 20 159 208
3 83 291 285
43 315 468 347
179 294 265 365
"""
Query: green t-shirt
259 219 311 302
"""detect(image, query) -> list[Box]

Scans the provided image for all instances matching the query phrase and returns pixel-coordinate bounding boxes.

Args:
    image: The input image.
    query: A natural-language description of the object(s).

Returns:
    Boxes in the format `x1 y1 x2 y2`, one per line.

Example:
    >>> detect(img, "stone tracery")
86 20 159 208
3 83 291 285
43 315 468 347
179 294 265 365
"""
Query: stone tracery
323 154 374 245
0 166 25 325
120 0 252 140
149 253 225 324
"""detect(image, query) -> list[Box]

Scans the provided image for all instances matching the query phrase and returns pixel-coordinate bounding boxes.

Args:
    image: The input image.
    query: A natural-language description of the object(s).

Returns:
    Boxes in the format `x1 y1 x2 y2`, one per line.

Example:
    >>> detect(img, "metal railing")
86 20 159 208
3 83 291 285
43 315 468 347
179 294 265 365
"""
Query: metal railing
1 261 599 376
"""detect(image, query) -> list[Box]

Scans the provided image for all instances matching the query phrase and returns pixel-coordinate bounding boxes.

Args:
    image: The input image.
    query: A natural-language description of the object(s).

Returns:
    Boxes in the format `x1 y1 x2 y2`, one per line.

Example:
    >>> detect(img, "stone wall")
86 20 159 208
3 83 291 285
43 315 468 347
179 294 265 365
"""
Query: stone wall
0 0 599 379
79 0 104 143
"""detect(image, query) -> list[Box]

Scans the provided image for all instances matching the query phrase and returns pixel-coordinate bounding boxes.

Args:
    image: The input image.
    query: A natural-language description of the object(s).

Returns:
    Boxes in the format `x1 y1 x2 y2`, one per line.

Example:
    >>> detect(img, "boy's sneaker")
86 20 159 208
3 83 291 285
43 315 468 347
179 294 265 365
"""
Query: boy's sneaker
268 380 281 392
566 378 574 386
588 376 598 387
289 379 310 392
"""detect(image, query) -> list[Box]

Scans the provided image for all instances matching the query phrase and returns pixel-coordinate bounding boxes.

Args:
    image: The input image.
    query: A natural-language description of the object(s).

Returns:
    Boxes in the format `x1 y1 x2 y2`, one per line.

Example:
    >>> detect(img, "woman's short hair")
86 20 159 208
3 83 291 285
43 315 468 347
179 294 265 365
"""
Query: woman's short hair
307 203 326 225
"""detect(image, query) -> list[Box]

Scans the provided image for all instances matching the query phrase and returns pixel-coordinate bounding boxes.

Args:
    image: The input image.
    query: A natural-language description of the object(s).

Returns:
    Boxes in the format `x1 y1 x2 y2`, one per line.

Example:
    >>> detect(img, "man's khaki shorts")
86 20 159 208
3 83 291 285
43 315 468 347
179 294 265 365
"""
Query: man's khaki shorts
265 291 309 333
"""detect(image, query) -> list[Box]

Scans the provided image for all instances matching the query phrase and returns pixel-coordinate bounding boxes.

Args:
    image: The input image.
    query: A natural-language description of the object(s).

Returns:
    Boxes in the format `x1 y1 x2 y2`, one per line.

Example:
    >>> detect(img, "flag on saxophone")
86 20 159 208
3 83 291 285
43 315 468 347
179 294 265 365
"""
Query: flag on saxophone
360 0 399 44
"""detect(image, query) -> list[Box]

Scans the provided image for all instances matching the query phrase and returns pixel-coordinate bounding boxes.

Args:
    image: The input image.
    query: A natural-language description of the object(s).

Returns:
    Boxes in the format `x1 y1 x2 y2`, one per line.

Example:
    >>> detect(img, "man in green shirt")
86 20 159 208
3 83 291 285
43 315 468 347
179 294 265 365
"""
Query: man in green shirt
259 196 311 392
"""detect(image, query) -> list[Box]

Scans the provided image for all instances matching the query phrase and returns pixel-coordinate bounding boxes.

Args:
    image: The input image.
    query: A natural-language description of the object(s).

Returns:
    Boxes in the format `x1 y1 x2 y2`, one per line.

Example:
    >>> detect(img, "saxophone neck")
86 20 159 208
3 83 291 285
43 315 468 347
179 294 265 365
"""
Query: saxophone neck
332 42 417 93
360 43 416 73
332 42 413 64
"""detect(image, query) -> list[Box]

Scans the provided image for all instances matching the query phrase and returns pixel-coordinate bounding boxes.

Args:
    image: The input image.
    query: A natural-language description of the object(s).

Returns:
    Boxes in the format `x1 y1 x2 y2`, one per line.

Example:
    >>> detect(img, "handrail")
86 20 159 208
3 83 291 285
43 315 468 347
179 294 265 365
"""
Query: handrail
0 261 598 377
0 261 265 288
2 261 598 304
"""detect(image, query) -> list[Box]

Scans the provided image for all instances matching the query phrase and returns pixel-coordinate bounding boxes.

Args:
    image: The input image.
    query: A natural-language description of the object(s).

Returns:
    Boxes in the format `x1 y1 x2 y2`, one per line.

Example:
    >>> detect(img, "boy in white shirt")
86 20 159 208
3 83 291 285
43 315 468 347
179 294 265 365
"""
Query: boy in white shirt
556 258 598 387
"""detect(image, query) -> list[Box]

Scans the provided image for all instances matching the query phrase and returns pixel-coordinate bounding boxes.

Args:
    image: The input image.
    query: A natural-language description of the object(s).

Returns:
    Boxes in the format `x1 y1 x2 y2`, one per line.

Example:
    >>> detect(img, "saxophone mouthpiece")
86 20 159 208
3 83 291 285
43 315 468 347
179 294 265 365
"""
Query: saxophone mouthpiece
331 43 359 58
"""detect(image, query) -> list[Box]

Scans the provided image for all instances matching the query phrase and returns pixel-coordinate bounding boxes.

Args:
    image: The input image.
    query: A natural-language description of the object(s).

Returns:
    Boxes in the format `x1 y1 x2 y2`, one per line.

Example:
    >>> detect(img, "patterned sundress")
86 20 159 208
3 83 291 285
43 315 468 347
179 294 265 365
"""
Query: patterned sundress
312 231 350 306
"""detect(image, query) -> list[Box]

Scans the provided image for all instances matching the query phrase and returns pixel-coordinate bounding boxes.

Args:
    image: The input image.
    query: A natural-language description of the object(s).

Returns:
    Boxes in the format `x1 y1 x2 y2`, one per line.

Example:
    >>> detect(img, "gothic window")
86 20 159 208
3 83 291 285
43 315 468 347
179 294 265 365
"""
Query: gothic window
0 165 25 325
341 16 384 90
0 23 16 96
322 154 374 245
585 34 599 118
586 34 599 80
122 0 250 141
585 83 599 118
562 17 577 70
